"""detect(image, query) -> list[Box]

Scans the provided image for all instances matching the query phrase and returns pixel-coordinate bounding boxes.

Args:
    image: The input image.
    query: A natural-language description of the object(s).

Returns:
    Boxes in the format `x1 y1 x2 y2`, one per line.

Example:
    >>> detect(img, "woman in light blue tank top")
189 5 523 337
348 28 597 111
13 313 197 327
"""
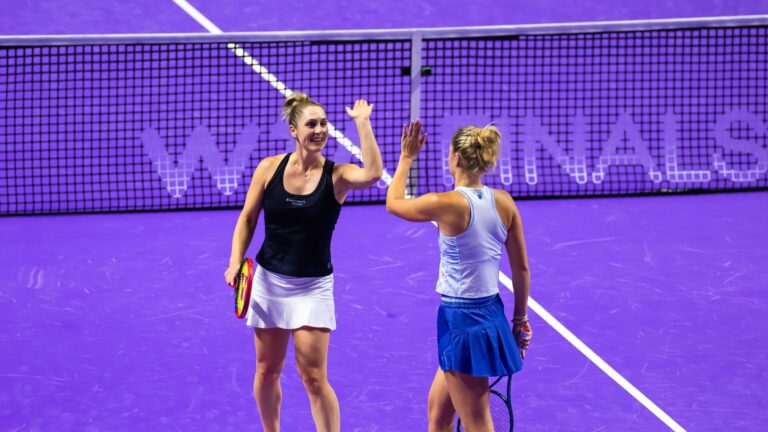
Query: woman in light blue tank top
386 121 532 432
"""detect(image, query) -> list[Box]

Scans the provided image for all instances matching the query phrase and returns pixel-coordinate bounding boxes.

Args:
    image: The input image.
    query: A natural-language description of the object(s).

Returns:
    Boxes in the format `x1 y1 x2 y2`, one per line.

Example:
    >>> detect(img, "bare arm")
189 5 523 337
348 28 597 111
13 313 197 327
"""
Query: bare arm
224 156 276 286
504 197 531 319
385 121 447 222
497 190 532 357
335 100 383 193
386 160 443 222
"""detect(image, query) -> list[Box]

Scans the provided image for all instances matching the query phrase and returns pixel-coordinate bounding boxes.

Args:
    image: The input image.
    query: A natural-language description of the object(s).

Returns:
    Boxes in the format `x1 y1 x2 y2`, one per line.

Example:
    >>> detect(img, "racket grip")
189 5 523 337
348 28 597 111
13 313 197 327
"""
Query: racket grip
519 326 532 342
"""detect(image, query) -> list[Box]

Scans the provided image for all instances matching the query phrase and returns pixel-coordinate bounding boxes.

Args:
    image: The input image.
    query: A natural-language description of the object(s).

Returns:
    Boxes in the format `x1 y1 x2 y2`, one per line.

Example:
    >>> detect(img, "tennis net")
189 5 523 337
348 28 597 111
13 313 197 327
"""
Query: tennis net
1 17 766 214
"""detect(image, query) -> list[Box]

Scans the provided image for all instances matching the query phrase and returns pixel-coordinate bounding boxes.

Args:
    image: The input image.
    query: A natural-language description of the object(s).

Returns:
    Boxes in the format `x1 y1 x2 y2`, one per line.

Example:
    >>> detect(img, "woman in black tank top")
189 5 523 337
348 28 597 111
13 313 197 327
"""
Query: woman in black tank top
224 93 383 432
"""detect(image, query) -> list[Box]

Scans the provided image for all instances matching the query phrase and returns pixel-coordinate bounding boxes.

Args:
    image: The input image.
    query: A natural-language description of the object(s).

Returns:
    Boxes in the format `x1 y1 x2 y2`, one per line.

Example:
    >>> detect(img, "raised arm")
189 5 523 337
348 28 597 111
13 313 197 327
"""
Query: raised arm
224 156 277 287
335 100 383 192
385 120 446 222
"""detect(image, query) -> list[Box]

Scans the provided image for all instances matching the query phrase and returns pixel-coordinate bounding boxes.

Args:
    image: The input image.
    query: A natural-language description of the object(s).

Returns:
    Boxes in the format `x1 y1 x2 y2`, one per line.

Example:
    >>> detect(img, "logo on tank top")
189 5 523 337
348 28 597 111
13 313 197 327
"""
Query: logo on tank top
285 197 307 207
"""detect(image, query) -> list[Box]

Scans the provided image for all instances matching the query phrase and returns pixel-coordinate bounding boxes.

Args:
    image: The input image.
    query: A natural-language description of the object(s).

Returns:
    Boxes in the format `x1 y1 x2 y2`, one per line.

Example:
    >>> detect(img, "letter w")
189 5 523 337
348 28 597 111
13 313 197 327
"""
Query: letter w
141 124 260 198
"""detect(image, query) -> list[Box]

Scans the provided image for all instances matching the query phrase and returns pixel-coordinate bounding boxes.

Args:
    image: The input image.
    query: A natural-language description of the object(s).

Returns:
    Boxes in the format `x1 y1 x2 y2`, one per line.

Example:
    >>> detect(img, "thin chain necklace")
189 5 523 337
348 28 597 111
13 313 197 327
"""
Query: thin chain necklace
302 163 321 178
293 153 320 178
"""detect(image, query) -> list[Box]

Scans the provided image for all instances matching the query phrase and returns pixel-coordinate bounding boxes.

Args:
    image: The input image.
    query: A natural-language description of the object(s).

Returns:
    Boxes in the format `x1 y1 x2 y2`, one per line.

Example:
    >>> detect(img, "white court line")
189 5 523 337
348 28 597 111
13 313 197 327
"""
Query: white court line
497 273 686 432
172 1 685 430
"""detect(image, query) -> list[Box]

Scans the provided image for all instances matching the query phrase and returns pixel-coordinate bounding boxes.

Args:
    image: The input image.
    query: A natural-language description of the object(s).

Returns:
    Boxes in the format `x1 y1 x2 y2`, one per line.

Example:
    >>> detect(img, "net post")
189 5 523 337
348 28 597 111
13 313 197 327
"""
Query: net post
407 31 423 197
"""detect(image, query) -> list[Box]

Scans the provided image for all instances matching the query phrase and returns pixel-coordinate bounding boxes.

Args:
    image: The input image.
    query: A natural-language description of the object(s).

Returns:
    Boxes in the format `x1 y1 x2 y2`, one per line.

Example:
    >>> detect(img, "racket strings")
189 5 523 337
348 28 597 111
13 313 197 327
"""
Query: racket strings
489 392 512 431
234 258 254 318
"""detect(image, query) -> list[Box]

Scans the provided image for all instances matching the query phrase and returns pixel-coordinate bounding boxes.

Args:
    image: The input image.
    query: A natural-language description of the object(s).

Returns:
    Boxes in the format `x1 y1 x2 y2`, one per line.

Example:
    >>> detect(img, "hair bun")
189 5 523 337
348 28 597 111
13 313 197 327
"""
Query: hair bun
282 92 312 121
450 125 501 173
281 92 323 126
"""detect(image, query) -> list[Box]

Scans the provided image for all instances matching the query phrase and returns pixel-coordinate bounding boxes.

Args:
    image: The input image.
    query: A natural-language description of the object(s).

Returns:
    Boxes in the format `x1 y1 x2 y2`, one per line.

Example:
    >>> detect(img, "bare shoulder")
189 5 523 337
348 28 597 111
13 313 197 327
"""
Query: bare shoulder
436 190 469 207
426 190 468 224
255 154 285 174
409 190 464 212
250 154 286 186
492 188 518 227
258 154 285 170
438 190 474 217
492 188 514 205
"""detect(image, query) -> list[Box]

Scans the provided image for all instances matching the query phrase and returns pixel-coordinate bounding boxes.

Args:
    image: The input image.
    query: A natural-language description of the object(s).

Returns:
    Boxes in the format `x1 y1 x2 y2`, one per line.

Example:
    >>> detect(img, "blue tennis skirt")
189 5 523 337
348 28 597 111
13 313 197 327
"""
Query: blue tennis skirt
437 294 523 377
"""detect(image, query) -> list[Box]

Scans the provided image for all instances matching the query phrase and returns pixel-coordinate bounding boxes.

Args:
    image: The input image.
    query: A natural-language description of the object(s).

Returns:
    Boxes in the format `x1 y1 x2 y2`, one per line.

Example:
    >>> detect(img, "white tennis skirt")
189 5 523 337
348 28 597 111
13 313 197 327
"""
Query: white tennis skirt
245 265 336 330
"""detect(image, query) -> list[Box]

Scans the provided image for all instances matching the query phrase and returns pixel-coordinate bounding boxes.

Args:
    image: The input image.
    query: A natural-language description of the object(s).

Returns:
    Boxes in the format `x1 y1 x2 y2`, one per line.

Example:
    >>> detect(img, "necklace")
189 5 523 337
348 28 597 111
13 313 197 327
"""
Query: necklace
302 163 321 177
293 155 320 178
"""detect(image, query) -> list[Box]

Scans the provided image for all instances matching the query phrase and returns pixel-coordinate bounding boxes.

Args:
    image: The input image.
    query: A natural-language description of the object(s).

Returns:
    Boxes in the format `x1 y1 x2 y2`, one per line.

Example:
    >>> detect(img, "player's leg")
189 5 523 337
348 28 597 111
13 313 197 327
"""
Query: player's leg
293 326 340 432
254 327 291 432
444 371 493 432
428 368 456 432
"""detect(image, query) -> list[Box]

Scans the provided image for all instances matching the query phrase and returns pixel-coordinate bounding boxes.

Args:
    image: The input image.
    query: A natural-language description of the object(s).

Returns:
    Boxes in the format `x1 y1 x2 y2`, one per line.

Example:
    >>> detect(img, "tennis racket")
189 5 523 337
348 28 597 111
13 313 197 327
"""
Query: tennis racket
456 324 528 431
234 257 254 319
456 375 514 432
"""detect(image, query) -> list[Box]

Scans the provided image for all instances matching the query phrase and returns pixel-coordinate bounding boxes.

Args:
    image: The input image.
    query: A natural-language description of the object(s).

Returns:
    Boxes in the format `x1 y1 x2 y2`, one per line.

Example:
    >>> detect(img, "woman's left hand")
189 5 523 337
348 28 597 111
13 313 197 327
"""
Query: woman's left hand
345 99 373 121
513 322 532 360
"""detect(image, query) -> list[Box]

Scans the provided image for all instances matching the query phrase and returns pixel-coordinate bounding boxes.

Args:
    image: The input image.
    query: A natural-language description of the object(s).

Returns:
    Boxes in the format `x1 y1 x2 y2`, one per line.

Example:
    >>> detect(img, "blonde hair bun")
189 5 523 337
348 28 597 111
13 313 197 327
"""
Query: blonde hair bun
451 125 501 173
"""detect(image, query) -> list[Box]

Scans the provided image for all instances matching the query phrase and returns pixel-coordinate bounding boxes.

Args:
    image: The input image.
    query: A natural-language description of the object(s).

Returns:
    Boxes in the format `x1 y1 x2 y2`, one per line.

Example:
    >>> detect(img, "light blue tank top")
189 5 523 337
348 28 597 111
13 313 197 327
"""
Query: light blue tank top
436 186 508 298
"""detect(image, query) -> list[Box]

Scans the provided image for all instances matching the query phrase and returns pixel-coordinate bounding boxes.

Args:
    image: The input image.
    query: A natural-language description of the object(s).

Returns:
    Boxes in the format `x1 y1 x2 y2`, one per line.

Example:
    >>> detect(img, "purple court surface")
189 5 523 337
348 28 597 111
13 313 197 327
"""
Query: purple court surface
1 192 767 431
2 1 768 431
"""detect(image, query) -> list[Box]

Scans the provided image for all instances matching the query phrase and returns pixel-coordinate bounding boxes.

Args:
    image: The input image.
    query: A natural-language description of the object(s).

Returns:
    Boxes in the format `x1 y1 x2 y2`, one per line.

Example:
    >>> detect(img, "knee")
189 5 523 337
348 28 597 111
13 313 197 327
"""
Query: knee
298 369 326 396
254 364 282 385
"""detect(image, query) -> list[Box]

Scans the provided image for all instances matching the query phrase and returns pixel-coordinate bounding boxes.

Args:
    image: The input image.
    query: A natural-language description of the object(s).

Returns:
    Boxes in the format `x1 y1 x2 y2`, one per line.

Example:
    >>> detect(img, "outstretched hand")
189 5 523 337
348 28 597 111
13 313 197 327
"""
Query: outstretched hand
345 99 373 121
401 120 427 160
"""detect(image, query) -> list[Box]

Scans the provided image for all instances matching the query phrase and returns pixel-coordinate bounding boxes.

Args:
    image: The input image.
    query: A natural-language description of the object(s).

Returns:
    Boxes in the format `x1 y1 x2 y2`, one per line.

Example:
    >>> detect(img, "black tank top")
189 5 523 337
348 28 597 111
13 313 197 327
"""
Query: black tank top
256 153 342 277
